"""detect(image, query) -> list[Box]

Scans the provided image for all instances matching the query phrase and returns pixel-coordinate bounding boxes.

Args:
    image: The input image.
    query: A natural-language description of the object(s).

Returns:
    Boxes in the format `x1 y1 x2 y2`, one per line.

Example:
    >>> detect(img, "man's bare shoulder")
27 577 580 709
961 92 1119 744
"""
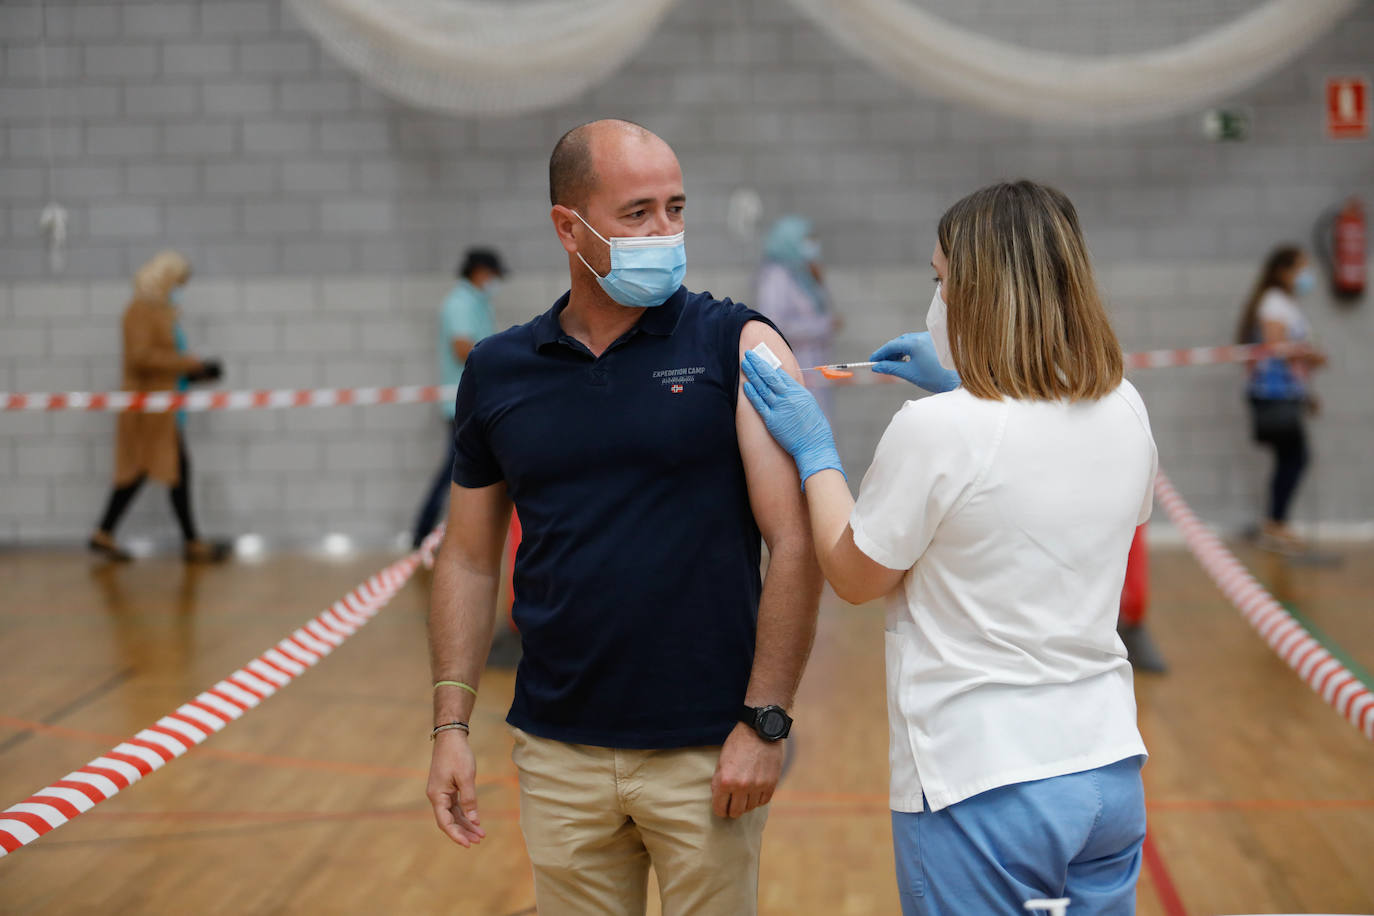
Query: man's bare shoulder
738 320 800 378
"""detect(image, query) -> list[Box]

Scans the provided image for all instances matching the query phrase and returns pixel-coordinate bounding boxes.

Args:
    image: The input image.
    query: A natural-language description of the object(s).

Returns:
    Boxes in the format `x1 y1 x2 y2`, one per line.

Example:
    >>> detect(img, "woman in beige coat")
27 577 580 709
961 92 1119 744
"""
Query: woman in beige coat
89 251 228 562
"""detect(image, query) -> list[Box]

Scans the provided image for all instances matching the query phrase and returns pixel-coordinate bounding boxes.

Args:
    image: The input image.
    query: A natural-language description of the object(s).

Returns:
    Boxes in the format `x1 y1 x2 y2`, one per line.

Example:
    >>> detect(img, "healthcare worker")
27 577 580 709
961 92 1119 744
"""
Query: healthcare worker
742 180 1156 914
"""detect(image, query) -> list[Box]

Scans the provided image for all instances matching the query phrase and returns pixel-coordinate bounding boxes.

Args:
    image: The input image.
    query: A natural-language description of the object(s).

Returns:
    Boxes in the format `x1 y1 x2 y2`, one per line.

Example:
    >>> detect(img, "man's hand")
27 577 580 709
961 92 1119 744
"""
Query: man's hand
426 731 486 847
711 722 785 819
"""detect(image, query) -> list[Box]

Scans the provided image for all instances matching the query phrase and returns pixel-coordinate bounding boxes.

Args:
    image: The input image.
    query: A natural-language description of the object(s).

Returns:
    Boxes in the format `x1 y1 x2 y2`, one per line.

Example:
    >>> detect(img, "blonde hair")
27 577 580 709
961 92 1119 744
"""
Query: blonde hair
937 181 1123 402
133 250 191 301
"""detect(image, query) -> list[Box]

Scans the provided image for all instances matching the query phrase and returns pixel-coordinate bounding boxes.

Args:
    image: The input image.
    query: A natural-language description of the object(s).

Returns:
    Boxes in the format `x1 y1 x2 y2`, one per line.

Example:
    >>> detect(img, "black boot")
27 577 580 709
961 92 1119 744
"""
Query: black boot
1119 623 1168 674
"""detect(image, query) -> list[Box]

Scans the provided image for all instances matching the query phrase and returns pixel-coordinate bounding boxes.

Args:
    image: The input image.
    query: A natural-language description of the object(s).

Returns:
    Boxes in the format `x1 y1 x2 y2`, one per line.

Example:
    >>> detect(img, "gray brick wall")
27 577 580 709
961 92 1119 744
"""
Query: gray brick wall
2 0 1372 544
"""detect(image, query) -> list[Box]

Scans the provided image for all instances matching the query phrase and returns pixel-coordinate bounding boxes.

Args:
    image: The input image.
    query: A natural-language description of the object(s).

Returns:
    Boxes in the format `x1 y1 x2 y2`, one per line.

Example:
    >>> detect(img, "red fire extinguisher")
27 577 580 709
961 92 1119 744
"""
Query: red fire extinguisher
1315 197 1367 302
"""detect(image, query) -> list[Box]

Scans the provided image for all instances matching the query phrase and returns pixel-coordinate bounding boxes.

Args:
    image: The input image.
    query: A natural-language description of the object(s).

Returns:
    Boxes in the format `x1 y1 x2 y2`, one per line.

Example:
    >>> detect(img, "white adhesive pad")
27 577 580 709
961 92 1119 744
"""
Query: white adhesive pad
750 341 782 370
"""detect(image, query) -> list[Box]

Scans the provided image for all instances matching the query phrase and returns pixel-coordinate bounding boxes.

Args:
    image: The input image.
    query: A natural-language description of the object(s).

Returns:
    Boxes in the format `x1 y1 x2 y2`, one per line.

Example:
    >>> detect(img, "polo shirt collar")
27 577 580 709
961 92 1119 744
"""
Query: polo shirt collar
531 293 570 350
636 286 688 336
533 286 688 351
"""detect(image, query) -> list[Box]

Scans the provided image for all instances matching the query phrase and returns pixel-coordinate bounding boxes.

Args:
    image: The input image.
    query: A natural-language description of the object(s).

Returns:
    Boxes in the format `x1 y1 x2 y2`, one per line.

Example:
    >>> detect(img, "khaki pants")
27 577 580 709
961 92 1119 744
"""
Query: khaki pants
511 727 768 916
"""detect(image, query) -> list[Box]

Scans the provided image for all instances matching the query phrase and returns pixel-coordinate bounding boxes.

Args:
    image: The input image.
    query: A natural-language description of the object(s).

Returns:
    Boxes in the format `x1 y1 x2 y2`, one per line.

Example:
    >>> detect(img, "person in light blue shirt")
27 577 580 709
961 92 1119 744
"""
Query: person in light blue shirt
411 247 505 547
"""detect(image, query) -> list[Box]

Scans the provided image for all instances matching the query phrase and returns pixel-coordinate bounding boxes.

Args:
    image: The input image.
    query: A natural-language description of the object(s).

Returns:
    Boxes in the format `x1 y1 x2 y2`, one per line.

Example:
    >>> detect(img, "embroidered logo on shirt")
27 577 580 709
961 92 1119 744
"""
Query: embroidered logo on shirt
653 366 706 389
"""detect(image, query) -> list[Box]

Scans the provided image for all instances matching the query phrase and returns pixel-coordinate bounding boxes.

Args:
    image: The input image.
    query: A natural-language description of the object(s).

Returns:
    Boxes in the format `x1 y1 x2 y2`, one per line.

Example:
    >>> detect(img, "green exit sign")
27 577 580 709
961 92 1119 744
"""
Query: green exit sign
1202 108 1252 142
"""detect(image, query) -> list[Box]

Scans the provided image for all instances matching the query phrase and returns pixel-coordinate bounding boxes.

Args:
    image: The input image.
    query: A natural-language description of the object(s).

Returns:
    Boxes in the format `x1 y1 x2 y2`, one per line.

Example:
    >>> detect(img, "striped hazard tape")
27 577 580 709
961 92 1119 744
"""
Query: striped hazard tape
0 384 451 414
0 342 1304 411
1154 472 1373 740
0 529 443 857
1122 342 1299 371
809 342 1302 385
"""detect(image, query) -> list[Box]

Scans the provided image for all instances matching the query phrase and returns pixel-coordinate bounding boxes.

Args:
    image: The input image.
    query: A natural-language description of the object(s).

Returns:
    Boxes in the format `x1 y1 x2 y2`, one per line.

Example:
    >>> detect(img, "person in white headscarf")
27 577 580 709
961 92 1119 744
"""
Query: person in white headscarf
755 215 841 413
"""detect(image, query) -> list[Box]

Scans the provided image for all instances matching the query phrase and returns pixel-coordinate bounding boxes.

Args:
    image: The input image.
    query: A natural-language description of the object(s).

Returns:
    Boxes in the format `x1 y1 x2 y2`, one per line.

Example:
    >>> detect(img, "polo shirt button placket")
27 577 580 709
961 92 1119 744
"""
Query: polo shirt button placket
588 363 609 387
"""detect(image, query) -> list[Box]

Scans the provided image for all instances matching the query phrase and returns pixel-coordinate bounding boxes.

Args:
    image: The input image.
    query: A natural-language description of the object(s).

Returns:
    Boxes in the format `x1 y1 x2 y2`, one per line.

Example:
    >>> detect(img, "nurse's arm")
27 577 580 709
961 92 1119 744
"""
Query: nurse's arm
801 470 905 605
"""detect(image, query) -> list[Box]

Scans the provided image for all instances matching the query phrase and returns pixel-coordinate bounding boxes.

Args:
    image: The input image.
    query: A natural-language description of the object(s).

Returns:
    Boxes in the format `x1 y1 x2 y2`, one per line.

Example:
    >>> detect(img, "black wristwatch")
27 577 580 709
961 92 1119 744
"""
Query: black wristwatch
740 704 792 741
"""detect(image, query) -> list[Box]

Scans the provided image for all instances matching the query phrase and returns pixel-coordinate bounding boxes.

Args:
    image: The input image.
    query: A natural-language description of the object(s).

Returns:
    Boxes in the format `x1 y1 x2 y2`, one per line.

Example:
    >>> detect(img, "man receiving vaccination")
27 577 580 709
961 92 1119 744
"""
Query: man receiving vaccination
425 118 823 916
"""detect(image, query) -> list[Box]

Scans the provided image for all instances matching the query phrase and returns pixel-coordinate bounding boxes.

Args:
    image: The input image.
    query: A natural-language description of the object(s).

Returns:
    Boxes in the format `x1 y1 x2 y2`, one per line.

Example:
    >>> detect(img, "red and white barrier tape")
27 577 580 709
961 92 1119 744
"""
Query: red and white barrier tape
0 384 452 414
1153 472 1373 740
0 528 444 857
811 342 1301 386
0 343 1302 412
1122 342 1298 371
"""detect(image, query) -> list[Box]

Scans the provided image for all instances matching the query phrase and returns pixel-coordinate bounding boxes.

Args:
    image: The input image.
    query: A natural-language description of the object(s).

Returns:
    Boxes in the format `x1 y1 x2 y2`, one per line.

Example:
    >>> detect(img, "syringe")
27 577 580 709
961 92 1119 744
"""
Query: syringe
803 361 881 372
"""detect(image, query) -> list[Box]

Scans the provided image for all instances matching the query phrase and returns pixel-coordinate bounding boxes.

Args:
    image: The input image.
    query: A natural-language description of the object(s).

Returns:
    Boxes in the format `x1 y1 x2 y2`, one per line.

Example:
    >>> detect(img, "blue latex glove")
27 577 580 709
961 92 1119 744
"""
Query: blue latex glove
741 351 845 486
869 332 961 393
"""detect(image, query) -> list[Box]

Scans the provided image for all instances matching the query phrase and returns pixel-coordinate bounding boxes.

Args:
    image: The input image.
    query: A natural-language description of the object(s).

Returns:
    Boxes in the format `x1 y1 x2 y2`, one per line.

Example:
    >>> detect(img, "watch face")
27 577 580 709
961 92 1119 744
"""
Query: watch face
759 709 787 739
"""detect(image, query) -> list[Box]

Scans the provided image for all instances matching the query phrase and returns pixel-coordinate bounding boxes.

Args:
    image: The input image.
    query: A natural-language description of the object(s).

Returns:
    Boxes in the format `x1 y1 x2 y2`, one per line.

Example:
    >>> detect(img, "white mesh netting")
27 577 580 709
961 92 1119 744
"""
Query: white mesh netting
288 0 1359 124
787 0 1359 125
287 0 678 116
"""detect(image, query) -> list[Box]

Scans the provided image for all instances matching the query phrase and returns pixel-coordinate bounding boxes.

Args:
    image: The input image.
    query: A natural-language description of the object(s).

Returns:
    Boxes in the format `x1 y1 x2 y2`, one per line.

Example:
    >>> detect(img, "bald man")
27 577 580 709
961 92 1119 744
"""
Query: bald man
426 119 823 914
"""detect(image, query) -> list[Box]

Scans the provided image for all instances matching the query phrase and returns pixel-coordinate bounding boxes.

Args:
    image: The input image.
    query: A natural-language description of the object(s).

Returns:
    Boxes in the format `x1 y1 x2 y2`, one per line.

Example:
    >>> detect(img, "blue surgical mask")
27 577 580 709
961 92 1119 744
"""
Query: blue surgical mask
1293 267 1316 297
482 278 503 299
573 211 686 308
169 287 184 306
801 238 821 262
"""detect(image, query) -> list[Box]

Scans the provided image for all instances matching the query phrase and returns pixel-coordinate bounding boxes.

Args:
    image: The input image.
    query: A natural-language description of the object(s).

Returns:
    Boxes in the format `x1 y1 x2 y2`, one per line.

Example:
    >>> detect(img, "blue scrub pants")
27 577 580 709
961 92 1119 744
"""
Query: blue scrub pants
892 756 1146 915
411 418 458 548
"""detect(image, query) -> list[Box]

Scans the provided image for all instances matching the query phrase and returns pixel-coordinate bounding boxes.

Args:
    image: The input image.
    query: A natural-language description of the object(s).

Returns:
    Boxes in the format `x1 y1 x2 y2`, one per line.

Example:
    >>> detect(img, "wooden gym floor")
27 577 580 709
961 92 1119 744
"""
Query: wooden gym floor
0 543 1370 915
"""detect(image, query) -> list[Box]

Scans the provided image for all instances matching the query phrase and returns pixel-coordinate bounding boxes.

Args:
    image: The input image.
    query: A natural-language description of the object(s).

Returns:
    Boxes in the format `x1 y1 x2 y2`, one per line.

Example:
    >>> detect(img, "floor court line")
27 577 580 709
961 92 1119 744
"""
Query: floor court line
4 537 1363 907
1154 473 1374 740
0 714 519 786
1143 831 1188 916
33 800 1191 916
1275 600 1374 691
0 668 136 756
6 716 1368 815
26 795 1374 828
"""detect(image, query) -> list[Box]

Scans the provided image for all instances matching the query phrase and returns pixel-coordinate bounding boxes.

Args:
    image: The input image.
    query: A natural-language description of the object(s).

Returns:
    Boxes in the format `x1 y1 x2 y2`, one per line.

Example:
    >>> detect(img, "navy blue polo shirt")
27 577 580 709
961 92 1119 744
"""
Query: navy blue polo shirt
451 286 776 749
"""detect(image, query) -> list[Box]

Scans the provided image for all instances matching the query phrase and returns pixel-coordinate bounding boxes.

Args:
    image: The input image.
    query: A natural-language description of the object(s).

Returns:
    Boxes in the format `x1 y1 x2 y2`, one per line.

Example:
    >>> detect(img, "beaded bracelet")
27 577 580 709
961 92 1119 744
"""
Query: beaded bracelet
431 721 470 740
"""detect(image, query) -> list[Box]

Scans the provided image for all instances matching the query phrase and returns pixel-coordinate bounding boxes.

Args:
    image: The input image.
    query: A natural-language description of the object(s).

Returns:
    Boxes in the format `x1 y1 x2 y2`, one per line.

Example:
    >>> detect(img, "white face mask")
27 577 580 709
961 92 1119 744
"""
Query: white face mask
926 283 956 371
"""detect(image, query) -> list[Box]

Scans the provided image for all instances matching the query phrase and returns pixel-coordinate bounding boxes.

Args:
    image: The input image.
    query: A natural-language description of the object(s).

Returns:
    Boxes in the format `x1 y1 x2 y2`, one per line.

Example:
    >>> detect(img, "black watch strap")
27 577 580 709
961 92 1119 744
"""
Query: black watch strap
739 704 792 741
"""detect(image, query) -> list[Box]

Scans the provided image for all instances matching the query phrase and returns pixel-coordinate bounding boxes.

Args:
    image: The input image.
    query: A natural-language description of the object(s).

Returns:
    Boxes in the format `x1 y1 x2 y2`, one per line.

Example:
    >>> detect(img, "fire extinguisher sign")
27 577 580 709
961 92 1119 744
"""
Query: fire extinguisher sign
1326 76 1369 140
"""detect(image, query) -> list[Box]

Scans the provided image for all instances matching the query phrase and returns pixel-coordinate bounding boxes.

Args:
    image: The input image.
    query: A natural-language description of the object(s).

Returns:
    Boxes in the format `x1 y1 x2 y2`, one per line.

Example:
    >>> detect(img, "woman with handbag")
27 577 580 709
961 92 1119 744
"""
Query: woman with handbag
1236 245 1328 554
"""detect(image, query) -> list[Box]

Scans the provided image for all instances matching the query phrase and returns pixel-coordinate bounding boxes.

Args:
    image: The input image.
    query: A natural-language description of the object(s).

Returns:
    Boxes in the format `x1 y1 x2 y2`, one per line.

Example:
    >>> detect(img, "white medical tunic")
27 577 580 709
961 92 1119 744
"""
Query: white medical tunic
850 381 1156 812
